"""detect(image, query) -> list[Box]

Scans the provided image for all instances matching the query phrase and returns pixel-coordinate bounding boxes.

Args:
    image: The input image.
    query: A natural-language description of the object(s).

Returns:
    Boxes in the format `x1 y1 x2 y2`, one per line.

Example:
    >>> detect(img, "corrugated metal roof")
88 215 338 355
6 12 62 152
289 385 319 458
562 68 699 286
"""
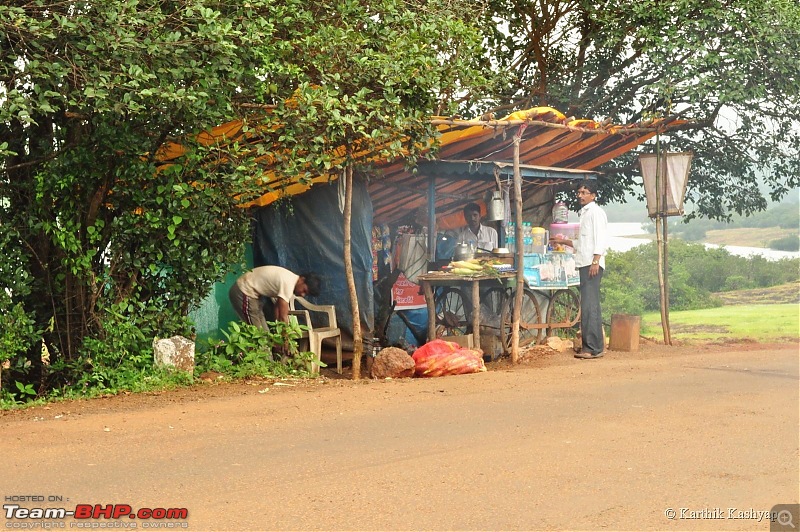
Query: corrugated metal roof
156 106 682 224
367 107 682 224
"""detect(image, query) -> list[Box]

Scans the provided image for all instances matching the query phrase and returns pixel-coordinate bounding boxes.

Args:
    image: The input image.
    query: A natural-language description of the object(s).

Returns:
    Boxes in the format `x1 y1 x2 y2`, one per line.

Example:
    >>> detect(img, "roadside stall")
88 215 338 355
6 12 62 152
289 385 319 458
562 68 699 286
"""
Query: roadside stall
366 107 681 361
403 161 595 359
182 106 681 369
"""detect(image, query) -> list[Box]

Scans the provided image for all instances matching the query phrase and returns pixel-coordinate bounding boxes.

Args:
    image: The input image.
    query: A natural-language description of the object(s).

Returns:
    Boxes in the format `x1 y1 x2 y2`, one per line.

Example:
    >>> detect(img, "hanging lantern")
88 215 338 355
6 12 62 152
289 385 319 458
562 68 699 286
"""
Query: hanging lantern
639 152 693 217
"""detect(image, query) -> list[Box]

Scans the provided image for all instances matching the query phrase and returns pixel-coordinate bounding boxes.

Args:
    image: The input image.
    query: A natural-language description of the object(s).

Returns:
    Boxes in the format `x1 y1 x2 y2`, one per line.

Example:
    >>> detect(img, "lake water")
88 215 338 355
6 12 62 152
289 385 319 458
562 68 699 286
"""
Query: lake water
607 222 799 261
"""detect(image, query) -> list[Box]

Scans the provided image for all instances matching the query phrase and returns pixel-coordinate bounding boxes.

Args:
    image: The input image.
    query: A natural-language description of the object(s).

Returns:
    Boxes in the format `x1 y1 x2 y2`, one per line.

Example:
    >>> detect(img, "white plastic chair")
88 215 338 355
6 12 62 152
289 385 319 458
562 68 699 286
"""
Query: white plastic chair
289 296 343 374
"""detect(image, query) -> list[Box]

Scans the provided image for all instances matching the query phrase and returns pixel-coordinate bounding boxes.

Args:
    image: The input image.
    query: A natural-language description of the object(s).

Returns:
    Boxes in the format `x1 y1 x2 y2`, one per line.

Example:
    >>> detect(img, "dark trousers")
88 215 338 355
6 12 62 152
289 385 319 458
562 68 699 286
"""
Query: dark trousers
579 266 604 355
228 284 277 330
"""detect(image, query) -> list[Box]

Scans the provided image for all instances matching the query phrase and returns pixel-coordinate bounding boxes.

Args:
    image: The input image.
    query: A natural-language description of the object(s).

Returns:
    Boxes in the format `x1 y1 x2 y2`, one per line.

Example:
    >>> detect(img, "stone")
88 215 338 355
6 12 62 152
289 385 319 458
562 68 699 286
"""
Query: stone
370 347 415 379
153 335 195 373
545 336 574 352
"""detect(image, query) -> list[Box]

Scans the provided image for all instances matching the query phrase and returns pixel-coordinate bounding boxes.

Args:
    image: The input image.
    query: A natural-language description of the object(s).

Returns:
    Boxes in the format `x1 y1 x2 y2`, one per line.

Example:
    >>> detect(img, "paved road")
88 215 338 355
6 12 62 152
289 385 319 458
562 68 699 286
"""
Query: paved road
3 343 799 530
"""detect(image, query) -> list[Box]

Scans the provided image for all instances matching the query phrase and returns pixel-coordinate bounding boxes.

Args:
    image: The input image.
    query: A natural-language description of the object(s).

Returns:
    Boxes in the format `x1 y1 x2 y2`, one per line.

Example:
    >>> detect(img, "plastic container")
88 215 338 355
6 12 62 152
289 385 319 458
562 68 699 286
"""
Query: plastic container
531 227 548 254
550 223 580 252
550 223 580 241
552 202 569 224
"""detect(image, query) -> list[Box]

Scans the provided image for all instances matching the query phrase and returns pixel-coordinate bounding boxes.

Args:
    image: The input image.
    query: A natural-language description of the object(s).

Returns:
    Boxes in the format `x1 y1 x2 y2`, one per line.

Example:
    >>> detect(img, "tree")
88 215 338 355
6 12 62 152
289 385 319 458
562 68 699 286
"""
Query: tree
480 0 800 219
0 1 495 388
0 0 288 388
248 0 495 377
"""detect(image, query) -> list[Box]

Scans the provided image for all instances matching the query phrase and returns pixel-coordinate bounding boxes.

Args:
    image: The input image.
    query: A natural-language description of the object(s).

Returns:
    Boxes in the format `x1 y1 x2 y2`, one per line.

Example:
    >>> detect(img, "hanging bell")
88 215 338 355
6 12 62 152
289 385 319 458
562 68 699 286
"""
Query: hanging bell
485 190 505 221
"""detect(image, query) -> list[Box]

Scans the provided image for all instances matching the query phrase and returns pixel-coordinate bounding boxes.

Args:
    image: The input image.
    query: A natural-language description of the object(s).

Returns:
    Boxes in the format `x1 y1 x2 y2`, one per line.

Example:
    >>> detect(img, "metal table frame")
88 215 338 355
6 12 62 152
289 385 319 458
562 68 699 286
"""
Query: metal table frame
418 271 516 349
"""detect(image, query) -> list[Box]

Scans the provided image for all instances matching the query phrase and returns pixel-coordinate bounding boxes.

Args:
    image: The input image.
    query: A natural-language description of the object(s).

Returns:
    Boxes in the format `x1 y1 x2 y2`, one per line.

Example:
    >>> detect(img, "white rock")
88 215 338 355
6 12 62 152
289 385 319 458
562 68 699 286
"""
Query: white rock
153 336 195 373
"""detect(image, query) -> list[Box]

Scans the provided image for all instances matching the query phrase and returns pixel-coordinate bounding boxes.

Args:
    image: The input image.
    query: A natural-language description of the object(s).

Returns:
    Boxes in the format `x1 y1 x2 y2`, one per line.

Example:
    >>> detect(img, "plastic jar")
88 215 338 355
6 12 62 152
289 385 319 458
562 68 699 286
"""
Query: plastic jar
552 201 569 224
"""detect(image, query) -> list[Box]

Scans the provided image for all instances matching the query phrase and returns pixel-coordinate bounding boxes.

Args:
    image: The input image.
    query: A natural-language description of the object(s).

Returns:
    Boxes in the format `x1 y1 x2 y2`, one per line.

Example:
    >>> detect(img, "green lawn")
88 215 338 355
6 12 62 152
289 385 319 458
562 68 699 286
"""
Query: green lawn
640 304 800 342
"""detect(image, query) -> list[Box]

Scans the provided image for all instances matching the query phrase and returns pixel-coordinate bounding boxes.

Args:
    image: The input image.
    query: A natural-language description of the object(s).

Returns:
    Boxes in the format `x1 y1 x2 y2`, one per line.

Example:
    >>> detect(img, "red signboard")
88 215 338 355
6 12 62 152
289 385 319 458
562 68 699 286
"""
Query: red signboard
392 272 427 310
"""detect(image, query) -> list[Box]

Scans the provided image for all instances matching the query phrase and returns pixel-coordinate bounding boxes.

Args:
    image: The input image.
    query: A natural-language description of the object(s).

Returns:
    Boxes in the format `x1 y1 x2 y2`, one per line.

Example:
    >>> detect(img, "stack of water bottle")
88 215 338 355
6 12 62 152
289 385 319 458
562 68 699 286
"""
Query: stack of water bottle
506 221 515 253
506 222 538 254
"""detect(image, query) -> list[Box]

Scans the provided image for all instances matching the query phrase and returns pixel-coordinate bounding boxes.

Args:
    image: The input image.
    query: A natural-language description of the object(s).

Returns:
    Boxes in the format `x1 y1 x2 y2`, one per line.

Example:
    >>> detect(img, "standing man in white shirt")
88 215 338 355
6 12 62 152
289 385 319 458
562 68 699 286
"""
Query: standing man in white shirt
550 180 608 359
455 202 498 253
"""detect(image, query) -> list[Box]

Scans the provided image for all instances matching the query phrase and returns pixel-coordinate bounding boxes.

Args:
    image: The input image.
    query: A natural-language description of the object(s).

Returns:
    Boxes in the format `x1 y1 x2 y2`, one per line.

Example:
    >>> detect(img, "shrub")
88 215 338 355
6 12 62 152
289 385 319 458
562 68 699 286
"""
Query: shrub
769 234 800 251
196 321 321 379
601 240 799 317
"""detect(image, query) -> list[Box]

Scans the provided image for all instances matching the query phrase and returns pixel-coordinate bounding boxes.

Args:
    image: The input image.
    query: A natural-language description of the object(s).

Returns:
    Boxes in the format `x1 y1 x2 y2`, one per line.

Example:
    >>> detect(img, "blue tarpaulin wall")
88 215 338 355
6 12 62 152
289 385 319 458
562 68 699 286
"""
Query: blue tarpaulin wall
251 180 374 344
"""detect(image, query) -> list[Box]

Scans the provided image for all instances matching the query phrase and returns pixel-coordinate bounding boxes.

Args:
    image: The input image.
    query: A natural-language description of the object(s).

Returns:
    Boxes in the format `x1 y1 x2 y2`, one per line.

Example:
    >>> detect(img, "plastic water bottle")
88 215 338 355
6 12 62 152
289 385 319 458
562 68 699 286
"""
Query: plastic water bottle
523 222 533 254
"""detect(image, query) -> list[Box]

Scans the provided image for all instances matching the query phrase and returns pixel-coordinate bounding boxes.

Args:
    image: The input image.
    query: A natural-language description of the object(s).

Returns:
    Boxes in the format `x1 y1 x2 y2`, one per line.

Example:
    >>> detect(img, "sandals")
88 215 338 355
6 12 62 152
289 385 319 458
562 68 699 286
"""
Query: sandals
575 351 604 359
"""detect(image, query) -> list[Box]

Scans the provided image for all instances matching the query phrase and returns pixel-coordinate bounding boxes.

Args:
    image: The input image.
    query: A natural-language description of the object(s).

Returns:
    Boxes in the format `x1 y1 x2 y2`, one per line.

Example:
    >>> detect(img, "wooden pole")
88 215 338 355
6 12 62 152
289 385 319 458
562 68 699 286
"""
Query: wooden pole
662 214 671 345
511 131 524 364
654 138 670 346
655 213 668 345
343 164 363 379
655 214 669 345
661 154 672 345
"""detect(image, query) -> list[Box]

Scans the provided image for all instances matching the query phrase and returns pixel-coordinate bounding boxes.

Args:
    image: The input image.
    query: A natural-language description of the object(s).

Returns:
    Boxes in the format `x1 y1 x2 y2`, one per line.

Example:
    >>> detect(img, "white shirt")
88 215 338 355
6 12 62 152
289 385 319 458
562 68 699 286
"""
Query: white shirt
456 224 498 251
236 265 298 303
575 201 608 269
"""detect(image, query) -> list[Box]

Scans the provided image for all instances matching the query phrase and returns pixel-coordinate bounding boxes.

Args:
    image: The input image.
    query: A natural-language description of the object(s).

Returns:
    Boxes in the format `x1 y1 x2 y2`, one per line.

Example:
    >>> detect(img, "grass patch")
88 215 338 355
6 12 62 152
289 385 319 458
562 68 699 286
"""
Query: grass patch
716 281 799 305
641 303 799 342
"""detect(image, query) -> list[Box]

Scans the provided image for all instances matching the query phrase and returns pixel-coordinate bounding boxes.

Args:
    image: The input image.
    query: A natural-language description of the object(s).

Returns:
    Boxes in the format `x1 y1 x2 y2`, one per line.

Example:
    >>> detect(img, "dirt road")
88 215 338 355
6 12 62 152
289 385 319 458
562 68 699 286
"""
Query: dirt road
3 341 799 531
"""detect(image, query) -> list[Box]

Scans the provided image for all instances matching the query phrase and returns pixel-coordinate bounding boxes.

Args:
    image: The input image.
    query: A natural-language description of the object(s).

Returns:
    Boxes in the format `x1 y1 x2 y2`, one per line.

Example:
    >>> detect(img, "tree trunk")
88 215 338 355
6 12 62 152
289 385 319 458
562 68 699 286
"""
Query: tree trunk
342 165 363 379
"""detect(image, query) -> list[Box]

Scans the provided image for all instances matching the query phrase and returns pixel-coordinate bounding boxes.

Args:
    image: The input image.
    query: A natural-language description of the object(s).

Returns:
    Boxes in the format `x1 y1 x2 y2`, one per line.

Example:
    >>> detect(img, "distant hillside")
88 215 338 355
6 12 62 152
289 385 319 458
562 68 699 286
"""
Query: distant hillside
604 189 799 251
603 187 799 225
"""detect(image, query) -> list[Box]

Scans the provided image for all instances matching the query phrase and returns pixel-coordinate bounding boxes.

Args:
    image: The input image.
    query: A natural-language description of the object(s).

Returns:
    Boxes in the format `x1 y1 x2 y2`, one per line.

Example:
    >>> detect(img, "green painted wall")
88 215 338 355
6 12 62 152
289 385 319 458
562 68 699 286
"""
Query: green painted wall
189 245 253 346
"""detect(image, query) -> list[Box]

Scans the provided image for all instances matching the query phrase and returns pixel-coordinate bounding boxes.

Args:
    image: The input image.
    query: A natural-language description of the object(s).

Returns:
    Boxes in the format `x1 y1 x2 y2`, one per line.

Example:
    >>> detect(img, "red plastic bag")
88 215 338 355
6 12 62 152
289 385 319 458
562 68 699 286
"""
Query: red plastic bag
412 339 486 378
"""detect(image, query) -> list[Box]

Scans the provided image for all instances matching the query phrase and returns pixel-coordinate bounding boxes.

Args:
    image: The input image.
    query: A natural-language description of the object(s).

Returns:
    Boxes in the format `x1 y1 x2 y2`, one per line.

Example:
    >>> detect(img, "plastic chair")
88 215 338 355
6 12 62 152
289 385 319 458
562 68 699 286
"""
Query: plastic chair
289 296 343 374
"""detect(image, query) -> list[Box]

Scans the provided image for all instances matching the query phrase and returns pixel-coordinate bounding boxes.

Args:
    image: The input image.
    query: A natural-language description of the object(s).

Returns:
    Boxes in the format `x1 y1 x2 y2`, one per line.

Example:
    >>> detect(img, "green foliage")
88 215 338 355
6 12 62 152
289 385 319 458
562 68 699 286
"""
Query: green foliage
257 0 497 179
0 357 35 405
1 0 274 393
481 0 800 220
0 282 42 403
601 240 800 319
0 298 40 361
197 321 321 379
768 234 800 251
14 381 36 400
62 298 193 394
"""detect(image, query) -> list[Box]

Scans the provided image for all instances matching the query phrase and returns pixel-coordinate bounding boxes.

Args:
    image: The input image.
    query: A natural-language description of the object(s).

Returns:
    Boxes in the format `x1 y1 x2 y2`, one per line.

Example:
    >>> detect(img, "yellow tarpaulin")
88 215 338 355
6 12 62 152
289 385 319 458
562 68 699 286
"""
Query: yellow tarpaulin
155 106 681 219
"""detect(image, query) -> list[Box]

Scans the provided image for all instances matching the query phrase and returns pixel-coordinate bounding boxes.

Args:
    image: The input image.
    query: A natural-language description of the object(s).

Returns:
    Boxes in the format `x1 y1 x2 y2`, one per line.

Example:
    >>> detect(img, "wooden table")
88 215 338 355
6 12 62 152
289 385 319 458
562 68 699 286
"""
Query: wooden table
417 271 516 349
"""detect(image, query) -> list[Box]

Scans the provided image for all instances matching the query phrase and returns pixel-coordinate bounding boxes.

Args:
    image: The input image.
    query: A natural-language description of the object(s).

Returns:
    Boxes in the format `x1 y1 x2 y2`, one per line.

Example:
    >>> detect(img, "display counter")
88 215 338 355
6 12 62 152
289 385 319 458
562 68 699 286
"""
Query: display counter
522 252 580 288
